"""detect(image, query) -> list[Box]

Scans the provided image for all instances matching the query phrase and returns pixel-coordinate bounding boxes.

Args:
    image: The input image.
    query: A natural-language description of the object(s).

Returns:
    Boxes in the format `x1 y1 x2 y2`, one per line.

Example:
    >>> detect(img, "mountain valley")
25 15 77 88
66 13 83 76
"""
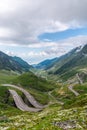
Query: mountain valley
0 45 87 130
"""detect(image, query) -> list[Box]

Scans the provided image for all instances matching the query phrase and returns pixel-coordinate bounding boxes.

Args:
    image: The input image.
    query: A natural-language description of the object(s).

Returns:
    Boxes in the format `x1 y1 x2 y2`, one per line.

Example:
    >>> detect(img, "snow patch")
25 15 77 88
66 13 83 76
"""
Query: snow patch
75 43 87 53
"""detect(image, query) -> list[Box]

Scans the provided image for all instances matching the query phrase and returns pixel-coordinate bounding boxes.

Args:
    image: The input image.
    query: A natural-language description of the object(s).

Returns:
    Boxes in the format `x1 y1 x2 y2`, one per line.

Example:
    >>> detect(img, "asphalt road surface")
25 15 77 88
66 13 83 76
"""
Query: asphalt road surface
9 89 41 112
76 73 83 84
2 84 45 109
68 85 79 96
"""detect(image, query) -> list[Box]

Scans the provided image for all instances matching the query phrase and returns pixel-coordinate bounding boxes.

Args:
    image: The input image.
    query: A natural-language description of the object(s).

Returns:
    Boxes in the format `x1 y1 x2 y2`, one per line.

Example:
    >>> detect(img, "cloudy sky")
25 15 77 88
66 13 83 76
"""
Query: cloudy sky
0 0 87 64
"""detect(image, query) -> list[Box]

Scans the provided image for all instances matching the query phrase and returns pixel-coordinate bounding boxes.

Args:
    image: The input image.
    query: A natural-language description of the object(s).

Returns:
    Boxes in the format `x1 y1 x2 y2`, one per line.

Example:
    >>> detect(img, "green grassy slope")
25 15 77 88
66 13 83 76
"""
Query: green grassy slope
37 44 87 82
73 83 87 94
0 70 18 84
12 72 56 92
0 71 53 105
0 70 87 129
11 71 58 104
53 45 87 81
51 82 87 103
51 84 75 103
64 94 87 108
0 85 15 111
0 102 87 130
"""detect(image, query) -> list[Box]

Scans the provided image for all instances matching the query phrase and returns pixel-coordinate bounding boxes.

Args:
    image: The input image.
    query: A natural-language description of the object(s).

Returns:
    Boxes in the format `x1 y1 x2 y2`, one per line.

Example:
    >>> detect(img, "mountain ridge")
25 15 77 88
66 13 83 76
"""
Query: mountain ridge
33 58 58 70
0 51 32 73
33 44 87 82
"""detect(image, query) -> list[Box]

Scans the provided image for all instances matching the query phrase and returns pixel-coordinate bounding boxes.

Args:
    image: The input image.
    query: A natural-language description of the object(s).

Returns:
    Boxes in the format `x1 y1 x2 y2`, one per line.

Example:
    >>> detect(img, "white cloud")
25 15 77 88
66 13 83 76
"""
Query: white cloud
27 51 48 57
0 0 87 45
0 27 16 38
6 51 15 56
0 0 87 64
40 35 87 59
1 35 87 64
27 42 57 48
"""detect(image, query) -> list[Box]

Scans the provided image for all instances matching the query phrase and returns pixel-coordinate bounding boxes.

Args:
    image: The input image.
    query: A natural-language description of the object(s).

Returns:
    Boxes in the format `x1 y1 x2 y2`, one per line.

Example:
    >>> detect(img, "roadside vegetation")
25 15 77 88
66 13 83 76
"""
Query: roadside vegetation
12 72 56 92
0 70 87 130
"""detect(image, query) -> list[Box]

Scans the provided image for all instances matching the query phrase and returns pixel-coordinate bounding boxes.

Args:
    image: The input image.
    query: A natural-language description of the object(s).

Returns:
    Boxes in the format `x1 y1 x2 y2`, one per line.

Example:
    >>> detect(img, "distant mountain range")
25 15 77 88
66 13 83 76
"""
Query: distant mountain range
1 44 87 79
53 44 87 75
0 51 32 73
33 58 58 69
34 44 87 81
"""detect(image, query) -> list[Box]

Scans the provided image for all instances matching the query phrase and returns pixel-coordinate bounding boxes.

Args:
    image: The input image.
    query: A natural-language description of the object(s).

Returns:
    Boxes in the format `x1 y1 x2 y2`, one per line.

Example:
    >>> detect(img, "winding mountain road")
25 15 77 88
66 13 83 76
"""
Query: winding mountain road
76 73 83 84
9 89 41 112
2 84 44 109
48 91 64 105
68 85 79 96
68 73 84 96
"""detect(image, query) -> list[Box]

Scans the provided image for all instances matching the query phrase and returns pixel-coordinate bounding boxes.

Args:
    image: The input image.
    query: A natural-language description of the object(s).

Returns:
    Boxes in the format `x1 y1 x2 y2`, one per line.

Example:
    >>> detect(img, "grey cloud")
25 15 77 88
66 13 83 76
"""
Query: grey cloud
0 0 87 45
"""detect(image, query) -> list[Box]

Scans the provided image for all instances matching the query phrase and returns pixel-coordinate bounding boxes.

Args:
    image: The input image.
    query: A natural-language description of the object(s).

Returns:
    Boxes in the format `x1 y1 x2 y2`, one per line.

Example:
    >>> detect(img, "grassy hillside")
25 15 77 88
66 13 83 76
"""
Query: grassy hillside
35 44 87 83
53 45 87 81
0 70 18 84
51 84 75 103
46 47 78 73
0 51 32 73
73 83 87 94
11 71 58 104
64 94 87 108
0 71 51 105
0 101 87 130
0 70 87 129
0 85 15 110
12 72 56 92
0 68 87 130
